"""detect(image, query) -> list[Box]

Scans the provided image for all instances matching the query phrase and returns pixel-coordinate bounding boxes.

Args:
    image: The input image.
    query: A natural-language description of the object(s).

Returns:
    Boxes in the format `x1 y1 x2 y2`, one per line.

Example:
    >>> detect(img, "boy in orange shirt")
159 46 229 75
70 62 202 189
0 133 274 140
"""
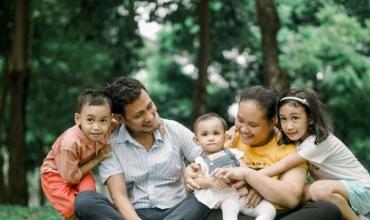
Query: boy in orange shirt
40 89 115 220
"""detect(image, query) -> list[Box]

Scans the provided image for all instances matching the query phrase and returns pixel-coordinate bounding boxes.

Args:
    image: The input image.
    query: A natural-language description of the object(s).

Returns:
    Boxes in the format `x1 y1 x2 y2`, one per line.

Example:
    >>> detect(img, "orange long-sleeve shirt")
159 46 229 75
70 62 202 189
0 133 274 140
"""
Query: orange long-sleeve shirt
40 125 110 185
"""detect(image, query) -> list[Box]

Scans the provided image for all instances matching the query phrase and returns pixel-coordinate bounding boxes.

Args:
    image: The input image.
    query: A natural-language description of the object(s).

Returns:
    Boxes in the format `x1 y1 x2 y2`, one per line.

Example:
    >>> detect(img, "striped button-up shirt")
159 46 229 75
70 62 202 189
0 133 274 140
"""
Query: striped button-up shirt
99 118 202 209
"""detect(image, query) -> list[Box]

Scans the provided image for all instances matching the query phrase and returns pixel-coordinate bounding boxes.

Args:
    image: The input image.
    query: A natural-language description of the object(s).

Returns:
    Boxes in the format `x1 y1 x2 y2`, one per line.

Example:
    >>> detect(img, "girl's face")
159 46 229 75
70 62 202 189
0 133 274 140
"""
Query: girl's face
235 100 275 147
279 103 310 142
194 118 225 155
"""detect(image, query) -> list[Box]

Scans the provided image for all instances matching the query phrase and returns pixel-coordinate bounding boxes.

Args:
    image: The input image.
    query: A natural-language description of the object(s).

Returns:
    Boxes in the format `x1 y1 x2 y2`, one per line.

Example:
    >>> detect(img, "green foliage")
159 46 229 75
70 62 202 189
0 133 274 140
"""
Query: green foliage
0 206 61 220
2 0 370 205
279 2 370 170
26 0 144 167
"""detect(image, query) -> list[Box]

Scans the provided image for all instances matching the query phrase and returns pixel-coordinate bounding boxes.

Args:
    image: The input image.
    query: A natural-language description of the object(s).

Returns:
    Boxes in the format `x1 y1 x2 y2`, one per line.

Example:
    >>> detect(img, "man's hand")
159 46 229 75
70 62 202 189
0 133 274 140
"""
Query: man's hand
184 163 202 190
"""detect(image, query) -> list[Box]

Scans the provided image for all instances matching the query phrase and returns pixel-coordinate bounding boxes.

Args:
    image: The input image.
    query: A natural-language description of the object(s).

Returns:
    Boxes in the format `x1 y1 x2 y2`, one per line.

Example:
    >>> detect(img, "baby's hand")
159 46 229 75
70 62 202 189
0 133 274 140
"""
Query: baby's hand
97 144 112 160
210 177 229 191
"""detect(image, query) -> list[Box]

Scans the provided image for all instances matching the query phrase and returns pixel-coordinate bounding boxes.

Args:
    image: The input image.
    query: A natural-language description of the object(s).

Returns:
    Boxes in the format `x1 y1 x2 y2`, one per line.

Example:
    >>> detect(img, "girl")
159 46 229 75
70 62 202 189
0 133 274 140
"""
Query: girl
188 86 341 220
259 88 370 220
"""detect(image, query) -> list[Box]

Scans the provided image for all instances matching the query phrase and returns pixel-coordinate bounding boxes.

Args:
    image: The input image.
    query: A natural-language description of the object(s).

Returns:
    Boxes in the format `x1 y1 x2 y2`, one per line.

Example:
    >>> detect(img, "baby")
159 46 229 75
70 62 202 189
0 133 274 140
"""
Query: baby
192 113 276 220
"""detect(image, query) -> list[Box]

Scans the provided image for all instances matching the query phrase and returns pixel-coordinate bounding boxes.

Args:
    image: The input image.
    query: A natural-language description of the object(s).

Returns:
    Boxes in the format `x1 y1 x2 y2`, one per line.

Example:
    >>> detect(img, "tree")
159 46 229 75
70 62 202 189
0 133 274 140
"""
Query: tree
255 0 289 92
6 0 29 205
191 0 210 121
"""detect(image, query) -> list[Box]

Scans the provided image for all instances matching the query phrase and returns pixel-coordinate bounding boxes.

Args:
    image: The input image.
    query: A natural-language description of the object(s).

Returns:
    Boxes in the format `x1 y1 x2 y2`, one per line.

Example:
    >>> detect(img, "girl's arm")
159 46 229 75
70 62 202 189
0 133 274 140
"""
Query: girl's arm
258 152 306 177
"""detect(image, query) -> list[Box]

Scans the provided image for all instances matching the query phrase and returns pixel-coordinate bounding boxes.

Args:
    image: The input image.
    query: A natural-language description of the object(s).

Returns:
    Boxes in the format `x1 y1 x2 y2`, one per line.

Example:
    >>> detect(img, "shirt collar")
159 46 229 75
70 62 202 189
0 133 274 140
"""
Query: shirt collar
112 122 164 146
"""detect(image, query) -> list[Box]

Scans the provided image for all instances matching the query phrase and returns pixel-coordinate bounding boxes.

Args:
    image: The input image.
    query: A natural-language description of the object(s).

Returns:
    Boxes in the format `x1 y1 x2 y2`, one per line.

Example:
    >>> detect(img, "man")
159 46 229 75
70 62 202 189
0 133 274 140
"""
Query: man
74 77 209 220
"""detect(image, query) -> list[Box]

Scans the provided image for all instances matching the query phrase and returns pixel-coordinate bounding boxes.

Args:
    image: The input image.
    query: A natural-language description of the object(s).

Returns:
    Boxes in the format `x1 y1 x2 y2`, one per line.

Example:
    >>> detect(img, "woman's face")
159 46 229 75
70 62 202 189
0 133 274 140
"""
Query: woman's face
235 100 275 147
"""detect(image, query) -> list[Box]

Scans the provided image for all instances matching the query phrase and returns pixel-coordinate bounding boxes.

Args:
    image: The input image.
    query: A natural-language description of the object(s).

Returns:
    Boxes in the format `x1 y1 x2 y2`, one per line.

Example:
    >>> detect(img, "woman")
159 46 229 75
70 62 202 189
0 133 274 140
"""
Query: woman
186 85 341 220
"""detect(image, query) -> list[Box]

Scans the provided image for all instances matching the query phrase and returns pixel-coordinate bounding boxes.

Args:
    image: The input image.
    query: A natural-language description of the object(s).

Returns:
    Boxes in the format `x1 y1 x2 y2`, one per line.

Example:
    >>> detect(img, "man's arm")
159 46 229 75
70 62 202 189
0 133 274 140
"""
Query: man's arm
106 174 141 220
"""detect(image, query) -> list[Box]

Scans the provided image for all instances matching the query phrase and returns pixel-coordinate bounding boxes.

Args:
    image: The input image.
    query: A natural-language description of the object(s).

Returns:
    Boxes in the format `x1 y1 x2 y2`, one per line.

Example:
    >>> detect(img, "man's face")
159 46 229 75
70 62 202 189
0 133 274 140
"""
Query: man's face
122 89 161 136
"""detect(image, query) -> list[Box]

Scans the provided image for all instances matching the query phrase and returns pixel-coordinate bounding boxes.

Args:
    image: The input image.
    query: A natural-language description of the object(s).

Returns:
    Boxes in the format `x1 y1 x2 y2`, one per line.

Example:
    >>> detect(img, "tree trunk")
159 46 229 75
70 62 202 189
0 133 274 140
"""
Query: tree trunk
192 0 209 121
7 0 29 205
255 0 289 92
0 0 10 202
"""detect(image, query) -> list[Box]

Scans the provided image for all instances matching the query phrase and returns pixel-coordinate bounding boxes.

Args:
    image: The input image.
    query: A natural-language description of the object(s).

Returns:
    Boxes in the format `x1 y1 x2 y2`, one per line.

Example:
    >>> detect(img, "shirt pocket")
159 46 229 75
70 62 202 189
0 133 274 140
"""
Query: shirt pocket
153 148 183 180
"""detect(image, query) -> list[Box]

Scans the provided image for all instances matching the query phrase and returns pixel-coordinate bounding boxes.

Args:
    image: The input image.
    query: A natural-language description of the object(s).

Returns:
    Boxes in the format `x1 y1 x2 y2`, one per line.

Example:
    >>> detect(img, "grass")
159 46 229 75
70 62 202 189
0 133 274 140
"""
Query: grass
0 205 61 220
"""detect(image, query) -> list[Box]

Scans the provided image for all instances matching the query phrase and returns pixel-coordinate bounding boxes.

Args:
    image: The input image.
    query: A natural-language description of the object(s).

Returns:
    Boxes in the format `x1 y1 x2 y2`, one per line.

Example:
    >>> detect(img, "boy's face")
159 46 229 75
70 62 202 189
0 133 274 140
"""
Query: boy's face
194 117 225 155
75 103 112 142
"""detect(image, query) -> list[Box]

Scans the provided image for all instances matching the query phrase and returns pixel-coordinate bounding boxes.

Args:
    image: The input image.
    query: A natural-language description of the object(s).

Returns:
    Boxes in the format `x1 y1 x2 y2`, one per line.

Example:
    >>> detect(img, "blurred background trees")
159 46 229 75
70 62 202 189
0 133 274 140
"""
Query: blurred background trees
0 0 369 206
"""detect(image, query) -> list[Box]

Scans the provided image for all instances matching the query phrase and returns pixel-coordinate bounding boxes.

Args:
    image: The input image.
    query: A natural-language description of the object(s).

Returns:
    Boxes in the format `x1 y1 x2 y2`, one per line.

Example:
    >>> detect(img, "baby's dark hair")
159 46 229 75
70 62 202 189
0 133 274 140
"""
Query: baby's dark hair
76 88 112 113
194 112 228 134
239 85 279 121
277 88 333 144
104 77 147 115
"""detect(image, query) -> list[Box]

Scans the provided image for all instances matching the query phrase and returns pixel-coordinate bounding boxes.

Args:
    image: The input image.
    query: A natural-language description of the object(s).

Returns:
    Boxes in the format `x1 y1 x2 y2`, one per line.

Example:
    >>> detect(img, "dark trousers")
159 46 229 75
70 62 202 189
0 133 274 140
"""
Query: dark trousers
75 190 341 220
74 191 210 220
206 201 342 220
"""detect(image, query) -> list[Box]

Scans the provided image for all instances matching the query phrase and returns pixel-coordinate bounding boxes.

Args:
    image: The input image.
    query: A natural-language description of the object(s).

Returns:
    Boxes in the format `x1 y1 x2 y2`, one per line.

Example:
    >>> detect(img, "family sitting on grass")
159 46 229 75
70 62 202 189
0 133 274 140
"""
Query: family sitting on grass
40 77 370 220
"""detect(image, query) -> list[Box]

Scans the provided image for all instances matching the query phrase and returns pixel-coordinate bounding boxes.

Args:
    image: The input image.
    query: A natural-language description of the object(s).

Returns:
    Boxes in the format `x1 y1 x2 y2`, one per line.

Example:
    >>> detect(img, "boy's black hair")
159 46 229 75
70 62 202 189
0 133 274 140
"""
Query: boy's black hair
76 88 112 113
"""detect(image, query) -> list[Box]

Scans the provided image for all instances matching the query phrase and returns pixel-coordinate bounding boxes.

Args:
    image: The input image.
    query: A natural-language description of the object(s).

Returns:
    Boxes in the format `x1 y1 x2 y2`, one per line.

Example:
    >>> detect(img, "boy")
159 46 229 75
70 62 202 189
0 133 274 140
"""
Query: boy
40 89 115 220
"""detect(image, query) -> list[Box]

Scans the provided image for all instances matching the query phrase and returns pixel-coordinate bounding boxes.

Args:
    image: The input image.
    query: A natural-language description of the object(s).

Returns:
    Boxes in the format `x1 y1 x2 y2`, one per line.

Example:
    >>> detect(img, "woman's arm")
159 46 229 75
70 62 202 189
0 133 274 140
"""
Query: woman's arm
106 174 141 220
258 152 306 177
244 165 307 209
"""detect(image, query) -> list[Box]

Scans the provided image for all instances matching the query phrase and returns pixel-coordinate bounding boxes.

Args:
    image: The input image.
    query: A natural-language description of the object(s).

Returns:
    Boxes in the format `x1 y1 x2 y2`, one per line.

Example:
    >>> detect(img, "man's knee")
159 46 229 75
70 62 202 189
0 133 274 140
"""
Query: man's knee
74 190 100 212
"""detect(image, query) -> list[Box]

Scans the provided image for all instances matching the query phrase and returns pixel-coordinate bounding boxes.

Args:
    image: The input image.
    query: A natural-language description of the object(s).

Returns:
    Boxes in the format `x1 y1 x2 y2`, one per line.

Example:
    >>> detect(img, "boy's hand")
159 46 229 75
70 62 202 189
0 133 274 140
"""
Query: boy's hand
97 144 112 160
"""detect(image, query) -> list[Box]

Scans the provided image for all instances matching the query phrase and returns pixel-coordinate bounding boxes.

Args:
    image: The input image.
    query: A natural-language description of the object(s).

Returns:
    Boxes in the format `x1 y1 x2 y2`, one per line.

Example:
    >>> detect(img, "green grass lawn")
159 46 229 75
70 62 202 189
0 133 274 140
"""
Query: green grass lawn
0 205 61 220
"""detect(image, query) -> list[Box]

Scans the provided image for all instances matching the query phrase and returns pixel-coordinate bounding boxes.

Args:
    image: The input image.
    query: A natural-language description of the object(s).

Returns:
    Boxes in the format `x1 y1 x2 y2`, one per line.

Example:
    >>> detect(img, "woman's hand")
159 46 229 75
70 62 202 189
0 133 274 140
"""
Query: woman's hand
184 163 202 191
244 188 262 208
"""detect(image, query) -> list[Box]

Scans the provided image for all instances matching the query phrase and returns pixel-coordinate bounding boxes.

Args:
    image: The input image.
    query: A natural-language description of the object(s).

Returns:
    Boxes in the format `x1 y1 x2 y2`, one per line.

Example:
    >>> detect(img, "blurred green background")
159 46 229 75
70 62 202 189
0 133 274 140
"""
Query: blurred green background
1 0 369 218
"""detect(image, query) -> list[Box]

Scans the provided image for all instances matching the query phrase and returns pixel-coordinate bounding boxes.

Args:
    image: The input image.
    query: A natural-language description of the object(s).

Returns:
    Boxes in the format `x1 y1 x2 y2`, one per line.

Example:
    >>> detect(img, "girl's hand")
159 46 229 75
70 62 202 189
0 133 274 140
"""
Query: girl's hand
210 177 229 191
225 125 237 143
97 144 112 160
211 167 247 182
